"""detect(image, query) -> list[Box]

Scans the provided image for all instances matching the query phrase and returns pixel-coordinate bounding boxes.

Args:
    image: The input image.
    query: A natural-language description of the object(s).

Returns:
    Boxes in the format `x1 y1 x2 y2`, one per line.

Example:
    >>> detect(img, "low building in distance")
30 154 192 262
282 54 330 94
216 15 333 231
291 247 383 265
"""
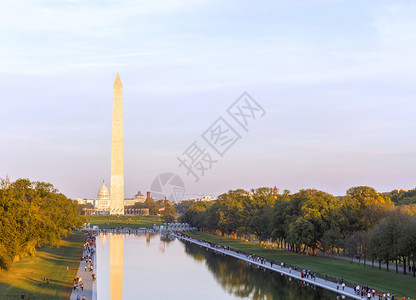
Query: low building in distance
186 195 217 202
134 191 146 203
77 183 149 215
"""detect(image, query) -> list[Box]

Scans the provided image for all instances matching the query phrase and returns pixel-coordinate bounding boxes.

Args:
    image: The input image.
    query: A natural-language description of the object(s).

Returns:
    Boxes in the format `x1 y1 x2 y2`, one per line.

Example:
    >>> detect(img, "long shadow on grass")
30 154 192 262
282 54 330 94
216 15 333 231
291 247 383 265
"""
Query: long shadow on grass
0 283 37 300
0 278 70 300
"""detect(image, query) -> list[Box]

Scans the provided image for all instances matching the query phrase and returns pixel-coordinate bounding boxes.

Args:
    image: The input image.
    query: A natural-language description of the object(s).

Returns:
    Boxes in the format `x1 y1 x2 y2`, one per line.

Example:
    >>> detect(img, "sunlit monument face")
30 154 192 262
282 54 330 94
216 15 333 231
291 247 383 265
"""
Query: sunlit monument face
110 73 124 215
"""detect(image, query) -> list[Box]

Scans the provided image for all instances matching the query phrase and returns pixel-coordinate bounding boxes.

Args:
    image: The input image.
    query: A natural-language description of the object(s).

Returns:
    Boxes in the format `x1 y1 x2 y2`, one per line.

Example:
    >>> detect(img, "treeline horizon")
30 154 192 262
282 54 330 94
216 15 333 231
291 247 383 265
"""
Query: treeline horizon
179 186 416 277
0 178 87 270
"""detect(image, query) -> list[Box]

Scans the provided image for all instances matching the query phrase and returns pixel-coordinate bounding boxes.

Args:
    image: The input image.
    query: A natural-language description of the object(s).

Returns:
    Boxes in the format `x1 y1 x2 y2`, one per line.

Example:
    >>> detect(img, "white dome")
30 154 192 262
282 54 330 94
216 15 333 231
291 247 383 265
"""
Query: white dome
98 181 109 199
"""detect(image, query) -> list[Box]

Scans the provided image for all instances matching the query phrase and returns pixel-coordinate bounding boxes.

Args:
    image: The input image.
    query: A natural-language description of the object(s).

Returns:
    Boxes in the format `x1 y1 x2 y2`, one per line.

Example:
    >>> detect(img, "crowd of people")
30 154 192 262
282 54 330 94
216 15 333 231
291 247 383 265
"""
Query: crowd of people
364 290 410 300
301 269 316 281
73 232 96 300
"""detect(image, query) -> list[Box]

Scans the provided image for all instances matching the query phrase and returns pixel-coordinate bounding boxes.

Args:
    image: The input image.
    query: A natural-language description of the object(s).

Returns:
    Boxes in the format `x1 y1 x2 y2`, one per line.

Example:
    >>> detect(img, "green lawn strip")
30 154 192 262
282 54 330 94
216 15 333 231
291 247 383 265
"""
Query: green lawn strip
0 232 85 300
188 232 416 299
87 215 162 229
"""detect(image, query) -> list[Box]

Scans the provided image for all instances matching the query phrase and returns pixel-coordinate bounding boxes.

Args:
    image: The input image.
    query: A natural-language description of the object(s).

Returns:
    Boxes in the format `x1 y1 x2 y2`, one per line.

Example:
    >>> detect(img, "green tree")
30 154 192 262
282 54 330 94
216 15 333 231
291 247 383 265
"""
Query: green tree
0 178 85 270
322 226 342 255
161 203 176 223
288 189 340 254
180 201 212 228
174 200 195 215
341 186 393 232
368 212 404 272
248 207 274 242
398 216 416 276
287 217 315 253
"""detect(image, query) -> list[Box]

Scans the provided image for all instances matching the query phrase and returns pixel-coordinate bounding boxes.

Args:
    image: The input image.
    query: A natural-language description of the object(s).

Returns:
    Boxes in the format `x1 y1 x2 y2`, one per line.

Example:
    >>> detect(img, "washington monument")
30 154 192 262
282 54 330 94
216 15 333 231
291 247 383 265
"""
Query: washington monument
110 73 124 215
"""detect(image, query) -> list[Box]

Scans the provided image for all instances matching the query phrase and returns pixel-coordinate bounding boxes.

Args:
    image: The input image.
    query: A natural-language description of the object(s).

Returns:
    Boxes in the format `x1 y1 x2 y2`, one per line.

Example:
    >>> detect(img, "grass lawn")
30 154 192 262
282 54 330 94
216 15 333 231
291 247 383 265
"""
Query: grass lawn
0 231 85 300
188 231 416 299
88 215 162 229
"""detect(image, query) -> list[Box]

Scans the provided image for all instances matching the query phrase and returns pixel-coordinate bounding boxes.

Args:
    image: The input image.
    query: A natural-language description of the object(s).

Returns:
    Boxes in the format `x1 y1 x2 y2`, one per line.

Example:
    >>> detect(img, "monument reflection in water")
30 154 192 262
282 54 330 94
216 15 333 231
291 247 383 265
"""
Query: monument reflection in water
97 233 344 300
110 234 124 300
97 233 125 300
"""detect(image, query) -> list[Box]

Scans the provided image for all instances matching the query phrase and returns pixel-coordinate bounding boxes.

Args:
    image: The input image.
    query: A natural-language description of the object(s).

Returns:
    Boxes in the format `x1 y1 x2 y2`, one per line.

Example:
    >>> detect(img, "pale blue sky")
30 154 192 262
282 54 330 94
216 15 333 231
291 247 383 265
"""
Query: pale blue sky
1 0 415 199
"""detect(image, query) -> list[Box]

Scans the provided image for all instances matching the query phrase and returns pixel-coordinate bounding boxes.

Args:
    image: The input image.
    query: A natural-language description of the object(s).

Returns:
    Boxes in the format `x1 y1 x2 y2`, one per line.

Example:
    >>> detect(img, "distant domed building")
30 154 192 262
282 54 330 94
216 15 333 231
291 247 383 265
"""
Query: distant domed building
96 181 110 210
134 191 146 203
82 182 146 213
123 190 146 206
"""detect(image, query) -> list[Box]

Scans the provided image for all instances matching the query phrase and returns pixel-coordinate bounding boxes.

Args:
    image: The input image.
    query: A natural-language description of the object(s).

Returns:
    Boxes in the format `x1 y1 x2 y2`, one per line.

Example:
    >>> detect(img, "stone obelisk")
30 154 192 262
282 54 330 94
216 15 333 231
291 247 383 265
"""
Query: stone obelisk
110 73 124 215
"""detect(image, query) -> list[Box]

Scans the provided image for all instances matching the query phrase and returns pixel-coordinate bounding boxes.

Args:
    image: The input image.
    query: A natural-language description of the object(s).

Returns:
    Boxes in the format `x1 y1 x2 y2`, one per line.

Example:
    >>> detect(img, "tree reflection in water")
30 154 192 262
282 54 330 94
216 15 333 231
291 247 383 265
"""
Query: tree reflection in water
183 242 345 300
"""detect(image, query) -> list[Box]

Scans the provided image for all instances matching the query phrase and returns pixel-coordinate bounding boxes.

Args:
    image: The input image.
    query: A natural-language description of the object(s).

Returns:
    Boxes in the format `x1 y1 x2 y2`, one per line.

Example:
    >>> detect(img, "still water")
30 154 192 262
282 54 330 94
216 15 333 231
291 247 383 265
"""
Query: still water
96 233 344 300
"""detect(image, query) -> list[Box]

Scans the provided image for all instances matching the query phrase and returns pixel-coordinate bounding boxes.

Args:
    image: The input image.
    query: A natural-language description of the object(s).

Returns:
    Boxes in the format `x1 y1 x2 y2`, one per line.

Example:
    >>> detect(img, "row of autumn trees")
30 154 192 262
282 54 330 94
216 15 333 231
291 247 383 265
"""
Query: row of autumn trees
0 178 86 270
180 186 416 276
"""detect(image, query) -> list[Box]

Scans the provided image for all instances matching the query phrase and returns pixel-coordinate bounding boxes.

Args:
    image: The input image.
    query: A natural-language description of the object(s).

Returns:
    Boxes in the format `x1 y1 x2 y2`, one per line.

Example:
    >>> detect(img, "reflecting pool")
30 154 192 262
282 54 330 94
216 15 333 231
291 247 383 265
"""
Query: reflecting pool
96 233 347 299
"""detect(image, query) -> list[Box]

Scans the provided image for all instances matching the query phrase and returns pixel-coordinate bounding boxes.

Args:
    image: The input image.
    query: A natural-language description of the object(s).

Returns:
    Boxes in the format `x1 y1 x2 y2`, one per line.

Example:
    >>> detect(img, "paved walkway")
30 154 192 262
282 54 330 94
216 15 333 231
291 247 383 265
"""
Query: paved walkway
69 245 97 300
174 234 379 300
